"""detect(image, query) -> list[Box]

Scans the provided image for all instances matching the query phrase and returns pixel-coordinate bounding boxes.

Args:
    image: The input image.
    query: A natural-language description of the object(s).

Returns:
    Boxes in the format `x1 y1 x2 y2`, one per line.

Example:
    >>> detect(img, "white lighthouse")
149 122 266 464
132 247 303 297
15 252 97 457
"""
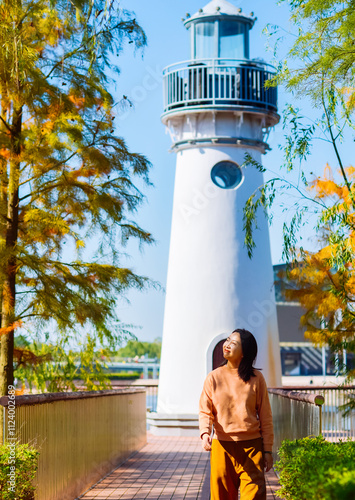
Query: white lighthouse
149 0 282 435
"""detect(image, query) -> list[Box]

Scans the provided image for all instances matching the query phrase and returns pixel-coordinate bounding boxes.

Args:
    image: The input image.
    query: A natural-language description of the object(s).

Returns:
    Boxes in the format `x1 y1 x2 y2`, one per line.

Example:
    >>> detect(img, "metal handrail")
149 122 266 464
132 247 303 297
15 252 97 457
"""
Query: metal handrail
268 388 325 407
162 58 278 114
269 388 324 440
163 58 276 74
268 388 325 462
280 386 355 441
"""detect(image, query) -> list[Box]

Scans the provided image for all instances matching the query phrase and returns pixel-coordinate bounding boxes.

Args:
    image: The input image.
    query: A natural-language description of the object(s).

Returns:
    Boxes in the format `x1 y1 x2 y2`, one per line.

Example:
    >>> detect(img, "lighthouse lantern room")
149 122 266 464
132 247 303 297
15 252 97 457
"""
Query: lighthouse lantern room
148 0 282 436
189 6 251 60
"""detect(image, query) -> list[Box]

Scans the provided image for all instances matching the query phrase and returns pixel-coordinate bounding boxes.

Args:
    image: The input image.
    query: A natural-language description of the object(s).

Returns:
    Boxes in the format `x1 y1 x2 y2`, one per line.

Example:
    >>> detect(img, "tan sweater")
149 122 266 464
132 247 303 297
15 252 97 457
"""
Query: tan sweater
199 365 274 450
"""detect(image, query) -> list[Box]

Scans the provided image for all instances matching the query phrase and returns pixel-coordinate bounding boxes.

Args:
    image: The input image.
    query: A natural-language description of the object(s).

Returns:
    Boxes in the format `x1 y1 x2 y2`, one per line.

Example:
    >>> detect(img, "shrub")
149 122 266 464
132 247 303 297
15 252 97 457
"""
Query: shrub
275 436 355 500
106 372 141 380
0 442 39 500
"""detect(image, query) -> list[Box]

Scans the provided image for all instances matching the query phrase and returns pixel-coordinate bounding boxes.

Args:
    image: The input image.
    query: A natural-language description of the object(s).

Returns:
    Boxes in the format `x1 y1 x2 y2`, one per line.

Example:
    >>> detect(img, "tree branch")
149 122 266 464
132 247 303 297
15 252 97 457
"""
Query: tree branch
0 115 13 133
321 80 353 200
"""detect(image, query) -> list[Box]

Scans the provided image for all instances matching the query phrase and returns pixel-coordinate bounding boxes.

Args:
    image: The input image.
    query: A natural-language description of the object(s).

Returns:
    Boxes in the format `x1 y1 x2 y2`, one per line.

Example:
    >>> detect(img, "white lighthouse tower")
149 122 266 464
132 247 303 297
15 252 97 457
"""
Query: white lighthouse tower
149 0 282 435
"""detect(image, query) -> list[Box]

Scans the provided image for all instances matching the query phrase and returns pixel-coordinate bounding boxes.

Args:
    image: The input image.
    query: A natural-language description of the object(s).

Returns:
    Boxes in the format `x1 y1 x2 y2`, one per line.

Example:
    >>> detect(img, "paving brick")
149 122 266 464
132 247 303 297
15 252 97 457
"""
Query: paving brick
78 434 281 500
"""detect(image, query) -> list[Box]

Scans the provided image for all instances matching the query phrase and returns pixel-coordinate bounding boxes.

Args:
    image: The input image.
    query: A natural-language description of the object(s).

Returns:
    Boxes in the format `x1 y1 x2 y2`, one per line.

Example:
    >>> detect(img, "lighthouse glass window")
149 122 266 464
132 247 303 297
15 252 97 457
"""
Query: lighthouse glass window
211 161 243 190
219 22 245 59
195 22 215 59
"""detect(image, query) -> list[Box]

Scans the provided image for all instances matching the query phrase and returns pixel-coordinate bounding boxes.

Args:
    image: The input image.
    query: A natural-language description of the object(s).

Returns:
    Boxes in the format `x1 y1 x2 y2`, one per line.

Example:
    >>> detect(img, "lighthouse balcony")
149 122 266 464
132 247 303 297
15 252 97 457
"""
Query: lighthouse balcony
162 59 277 117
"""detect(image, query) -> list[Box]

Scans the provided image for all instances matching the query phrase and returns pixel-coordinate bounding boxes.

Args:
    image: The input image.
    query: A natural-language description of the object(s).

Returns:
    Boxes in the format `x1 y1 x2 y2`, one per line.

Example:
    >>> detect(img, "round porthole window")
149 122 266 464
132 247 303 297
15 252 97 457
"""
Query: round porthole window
211 161 243 190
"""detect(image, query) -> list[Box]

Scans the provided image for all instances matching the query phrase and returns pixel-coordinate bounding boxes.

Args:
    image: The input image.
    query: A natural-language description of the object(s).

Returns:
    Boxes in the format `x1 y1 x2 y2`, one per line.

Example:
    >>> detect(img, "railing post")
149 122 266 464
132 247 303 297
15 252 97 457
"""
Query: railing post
212 59 215 106
268 389 325 454
318 403 322 436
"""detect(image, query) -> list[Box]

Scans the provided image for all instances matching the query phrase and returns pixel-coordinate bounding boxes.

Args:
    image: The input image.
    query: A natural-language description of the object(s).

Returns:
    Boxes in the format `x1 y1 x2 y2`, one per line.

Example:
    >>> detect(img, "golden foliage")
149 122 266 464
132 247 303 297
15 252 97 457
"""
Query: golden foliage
283 164 355 351
0 322 23 337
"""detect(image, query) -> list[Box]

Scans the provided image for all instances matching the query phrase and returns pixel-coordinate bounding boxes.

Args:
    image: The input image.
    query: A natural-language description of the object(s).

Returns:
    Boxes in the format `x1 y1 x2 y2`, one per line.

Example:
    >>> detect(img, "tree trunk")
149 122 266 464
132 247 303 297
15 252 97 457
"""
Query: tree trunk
0 106 22 402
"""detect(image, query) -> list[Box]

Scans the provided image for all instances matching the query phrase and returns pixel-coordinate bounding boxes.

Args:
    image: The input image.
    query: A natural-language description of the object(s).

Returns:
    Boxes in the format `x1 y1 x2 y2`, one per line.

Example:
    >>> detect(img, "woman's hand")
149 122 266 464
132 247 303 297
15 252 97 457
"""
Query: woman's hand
264 452 273 472
201 433 212 451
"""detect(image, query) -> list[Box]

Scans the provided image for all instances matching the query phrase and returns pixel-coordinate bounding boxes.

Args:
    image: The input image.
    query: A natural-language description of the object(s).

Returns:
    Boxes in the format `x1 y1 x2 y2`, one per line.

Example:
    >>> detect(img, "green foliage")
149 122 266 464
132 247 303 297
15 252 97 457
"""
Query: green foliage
14 333 115 392
105 372 140 380
242 97 352 263
116 339 162 360
0 442 39 500
275 436 355 500
278 0 355 107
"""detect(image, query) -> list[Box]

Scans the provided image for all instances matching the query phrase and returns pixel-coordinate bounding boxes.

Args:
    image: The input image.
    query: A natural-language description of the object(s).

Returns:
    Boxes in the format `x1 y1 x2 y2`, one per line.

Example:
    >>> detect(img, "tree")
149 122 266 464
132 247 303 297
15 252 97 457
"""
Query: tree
277 0 355 108
277 167 355 409
116 339 162 360
14 333 115 393
280 169 355 371
0 0 153 408
243 0 355 386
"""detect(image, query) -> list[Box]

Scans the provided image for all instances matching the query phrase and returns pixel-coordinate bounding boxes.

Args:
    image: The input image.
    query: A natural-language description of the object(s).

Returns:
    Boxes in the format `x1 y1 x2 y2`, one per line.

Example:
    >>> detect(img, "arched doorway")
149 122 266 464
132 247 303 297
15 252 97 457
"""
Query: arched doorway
212 339 226 369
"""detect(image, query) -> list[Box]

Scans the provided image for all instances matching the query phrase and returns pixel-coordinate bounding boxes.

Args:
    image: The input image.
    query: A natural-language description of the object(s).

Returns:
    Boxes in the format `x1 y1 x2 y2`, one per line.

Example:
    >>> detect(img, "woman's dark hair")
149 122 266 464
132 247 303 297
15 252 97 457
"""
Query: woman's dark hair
220 328 259 382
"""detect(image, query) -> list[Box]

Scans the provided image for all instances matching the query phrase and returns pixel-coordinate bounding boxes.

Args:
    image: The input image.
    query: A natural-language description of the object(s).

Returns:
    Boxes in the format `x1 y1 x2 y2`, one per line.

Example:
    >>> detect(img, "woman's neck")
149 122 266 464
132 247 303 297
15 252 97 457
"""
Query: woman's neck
226 360 241 370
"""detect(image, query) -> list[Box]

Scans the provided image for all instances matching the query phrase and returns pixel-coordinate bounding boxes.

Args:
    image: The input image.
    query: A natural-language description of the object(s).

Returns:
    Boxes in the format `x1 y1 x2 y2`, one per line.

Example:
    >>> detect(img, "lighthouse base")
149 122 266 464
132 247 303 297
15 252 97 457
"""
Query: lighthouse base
147 413 200 437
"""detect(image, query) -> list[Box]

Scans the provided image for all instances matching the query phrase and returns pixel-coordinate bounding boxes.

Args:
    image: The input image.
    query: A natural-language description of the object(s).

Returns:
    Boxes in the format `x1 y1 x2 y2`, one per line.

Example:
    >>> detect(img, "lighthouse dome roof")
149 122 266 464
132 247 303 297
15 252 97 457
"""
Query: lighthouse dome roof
184 0 255 27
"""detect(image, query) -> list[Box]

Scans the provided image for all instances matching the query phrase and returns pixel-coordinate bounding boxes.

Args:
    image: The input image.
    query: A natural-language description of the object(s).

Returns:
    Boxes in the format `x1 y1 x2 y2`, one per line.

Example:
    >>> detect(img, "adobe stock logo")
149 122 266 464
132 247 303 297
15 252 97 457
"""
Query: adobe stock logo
243 299 275 329
118 64 163 121
179 182 220 223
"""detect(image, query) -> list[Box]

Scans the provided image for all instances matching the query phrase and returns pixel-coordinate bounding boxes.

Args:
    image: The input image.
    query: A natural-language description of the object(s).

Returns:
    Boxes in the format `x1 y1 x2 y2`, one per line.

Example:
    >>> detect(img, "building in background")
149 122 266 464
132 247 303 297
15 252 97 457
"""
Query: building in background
274 264 354 381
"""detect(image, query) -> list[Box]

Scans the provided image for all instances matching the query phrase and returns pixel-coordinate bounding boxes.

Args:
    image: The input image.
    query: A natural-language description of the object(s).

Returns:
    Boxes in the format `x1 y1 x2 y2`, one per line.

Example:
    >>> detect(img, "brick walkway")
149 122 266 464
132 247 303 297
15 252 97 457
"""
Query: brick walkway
78 435 281 499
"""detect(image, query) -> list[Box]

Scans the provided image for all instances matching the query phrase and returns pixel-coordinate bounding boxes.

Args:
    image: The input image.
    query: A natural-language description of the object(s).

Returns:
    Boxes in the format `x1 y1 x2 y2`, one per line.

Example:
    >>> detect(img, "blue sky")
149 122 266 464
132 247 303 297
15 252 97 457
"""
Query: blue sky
109 0 350 343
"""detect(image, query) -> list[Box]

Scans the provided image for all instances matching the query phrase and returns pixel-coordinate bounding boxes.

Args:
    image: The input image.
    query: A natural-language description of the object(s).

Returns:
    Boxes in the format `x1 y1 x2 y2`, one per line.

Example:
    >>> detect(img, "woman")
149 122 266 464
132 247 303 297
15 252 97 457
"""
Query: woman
199 328 273 500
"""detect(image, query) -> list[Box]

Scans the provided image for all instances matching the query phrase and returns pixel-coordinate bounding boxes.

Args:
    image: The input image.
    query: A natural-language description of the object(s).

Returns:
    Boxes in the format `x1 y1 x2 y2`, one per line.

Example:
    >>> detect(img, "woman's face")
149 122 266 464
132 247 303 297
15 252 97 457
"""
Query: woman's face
223 332 243 365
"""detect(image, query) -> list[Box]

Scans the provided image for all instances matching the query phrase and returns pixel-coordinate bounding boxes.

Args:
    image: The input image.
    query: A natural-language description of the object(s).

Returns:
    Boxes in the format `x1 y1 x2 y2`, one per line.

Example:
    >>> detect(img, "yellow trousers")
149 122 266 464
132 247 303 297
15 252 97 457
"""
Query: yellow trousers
210 438 266 500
